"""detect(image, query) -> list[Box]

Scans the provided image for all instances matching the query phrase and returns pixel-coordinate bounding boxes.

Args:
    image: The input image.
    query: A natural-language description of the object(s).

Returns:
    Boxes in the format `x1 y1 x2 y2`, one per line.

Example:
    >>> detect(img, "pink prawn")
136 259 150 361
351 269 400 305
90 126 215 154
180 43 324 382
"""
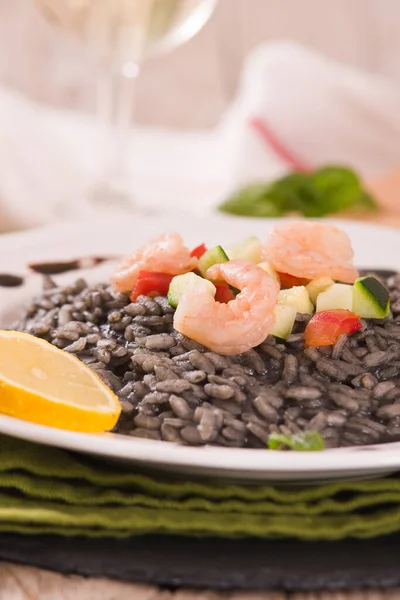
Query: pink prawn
112 233 197 293
264 221 359 284
173 259 279 355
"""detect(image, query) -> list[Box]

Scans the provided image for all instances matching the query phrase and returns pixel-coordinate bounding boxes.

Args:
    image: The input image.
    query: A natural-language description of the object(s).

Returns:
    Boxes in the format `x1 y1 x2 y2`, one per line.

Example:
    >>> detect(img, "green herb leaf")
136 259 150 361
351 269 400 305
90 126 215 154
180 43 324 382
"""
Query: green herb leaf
218 182 286 217
268 430 325 451
218 165 377 218
355 191 377 210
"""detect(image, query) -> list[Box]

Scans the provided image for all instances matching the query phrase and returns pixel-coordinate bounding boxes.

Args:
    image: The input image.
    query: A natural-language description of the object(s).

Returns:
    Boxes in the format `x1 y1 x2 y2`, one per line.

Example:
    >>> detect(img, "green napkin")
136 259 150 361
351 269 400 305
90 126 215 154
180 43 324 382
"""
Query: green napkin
0 434 400 540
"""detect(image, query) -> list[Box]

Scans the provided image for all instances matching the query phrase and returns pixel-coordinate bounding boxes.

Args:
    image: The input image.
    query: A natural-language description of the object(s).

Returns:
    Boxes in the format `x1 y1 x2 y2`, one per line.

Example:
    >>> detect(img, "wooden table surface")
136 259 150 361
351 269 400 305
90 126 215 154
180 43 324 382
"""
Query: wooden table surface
334 168 400 229
1 562 400 600
363 169 400 228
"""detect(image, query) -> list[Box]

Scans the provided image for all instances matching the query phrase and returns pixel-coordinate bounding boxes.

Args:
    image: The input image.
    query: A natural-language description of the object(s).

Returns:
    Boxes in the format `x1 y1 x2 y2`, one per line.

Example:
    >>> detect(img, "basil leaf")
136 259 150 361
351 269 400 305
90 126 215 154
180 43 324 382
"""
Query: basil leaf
354 191 377 210
309 166 377 214
218 182 286 217
268 431 325 451
218 165 377 218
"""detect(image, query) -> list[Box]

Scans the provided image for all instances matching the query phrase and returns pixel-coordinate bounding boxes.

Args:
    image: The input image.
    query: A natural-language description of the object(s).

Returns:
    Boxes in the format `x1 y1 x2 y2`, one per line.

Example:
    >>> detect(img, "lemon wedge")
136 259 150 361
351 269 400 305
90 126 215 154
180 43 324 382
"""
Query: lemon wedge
0 330 121 432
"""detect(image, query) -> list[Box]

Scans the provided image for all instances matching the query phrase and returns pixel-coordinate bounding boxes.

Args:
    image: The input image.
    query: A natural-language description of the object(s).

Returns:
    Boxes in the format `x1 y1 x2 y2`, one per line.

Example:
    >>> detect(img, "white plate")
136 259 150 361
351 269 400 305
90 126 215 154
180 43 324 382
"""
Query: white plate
1 214 400 483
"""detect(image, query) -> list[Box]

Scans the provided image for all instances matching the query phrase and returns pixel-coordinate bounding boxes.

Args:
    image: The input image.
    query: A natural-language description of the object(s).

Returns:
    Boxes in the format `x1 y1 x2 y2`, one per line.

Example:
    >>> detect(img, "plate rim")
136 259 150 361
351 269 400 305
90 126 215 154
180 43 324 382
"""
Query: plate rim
0 412 398 476
2 216 400 481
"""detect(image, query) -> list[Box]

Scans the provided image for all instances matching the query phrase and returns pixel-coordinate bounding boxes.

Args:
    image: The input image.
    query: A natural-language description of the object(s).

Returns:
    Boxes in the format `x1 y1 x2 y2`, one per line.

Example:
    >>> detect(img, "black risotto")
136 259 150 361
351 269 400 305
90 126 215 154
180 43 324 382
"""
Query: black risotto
13 270 400 449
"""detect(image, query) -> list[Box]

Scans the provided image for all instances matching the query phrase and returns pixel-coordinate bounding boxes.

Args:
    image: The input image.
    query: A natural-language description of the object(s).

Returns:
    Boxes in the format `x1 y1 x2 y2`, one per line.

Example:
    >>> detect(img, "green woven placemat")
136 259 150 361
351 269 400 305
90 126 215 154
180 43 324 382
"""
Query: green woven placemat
0 434 399 540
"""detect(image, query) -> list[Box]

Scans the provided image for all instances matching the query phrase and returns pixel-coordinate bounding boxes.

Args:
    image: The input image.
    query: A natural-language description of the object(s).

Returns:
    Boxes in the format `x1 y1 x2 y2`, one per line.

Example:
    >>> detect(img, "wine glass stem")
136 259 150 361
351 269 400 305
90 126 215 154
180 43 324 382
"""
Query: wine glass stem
95 62 140 206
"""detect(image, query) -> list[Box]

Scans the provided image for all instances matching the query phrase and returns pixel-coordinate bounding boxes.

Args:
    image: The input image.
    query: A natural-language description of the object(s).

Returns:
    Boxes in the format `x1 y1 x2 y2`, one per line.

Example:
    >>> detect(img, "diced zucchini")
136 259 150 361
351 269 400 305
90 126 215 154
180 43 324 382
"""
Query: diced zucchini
278 286 313 315
352 276 390 319
306 277 335 304
226 236 263 263
168 273 216 308
257 261 280 282
270 304 297 339
198 245 229 278
316 283 353 312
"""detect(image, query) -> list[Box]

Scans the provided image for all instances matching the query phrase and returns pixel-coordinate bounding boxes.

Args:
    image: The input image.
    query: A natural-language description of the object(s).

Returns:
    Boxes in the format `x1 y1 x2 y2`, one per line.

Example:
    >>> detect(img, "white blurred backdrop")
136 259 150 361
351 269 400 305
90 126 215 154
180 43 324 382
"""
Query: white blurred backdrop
1 0 400 128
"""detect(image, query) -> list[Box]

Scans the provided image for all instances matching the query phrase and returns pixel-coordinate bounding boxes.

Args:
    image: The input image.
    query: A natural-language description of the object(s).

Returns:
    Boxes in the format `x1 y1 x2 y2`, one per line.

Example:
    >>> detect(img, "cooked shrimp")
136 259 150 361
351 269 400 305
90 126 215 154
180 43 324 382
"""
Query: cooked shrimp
264 221 359 284
112 233 197 293
173 259 279 355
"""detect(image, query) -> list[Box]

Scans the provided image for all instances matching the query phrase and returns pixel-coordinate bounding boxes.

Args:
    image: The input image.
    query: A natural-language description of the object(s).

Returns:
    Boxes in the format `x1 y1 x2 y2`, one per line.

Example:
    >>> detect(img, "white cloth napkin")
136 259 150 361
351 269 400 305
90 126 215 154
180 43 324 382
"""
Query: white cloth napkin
220 41 400 189
0 89 224 233
0 88 90 232
2 40 400 233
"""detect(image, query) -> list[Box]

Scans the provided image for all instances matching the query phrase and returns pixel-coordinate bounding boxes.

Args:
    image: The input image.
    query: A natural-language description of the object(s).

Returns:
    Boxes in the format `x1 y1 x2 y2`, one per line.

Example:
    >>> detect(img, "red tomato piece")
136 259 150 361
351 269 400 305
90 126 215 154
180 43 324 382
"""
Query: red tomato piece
130 271 174 302
277 271 310 289
190 243 207 259
304 310 362 348
214 283 235 303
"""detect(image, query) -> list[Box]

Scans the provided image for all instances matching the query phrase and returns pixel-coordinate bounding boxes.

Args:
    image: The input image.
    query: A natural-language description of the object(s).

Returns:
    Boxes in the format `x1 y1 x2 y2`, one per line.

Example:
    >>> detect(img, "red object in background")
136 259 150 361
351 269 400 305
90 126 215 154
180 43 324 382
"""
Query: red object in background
304 310 362 348
190 244 207 259
130 271 174 302
277 271 310 288
249 117 312 173
215 283 235 303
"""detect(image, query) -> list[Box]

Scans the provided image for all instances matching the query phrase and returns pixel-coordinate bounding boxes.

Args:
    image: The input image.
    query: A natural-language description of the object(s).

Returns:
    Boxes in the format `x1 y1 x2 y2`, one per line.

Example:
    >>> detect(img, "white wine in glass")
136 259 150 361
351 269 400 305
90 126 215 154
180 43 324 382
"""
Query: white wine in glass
34 0 218 211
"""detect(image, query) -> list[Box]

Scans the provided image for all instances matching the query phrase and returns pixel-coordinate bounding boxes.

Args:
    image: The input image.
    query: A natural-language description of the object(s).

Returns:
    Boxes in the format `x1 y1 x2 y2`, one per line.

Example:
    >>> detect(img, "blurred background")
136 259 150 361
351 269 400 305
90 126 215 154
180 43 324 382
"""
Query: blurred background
2 0 400 129
2 0 400 234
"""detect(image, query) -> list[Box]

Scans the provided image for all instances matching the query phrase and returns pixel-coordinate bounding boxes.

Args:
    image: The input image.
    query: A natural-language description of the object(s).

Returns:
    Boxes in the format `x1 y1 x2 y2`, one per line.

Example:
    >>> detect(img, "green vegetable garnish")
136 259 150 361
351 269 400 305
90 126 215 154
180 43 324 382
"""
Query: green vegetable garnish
268 430 325 451
218 166 377 218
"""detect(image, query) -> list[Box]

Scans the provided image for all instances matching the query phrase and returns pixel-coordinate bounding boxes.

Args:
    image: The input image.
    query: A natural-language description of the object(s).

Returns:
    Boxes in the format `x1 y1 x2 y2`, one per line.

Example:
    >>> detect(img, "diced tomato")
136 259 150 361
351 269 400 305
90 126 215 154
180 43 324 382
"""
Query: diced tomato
130 271 174 302
215 283 235 303
304 309 362 348
190 243 207 259
277 271 310 289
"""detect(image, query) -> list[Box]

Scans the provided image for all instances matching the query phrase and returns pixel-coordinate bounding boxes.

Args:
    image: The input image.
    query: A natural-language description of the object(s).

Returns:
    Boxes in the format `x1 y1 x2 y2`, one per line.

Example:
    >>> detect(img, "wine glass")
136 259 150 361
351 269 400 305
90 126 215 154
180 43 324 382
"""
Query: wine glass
33 0 219 214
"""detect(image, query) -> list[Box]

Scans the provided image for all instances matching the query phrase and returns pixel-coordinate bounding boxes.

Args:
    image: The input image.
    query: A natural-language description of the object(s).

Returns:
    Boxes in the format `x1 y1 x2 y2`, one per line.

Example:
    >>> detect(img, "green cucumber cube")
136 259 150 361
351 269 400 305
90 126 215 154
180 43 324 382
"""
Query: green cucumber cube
226 236 263 263
168 273 216 308
352 276 390 319
316 283 353 312
278 286 313 315
198 245 229 278
306 277 335 304
271 304 297 339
